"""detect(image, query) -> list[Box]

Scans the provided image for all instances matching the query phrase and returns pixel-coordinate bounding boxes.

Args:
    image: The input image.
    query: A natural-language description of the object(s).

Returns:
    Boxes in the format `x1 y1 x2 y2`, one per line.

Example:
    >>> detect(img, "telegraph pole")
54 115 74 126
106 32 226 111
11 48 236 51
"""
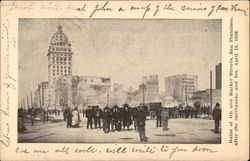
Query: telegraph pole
142 84 145 106
185 85 188 106
23 98 26 109
210 70 213 117
107 92 110 107
26 94 29 109
30 91 33 107
38 85 42 108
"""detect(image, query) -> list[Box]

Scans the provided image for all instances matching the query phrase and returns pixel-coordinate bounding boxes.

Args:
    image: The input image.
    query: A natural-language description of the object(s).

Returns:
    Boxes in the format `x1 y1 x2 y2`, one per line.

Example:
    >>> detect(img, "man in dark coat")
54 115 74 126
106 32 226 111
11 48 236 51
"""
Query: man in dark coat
18 107 26 132
64 108 72 128
136 105 147 142
29 106 36 126
212 103 221 133
121 104 132 130
113 106 122 131
93 106 101 129
131 107 138 131
86 106 93 129
102 106 112 133
156 108 162 127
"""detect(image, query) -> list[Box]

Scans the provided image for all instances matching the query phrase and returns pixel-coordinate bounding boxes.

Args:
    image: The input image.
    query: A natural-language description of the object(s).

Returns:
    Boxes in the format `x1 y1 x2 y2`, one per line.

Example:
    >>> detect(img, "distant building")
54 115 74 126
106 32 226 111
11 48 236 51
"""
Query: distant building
47 25 73 109
71 76 111 108
33 89 39 108
165 74 198 102
127 75 159 106
191 89 221 108
146 75 159 102
216 63 222 89
112 83 126 106
38 82 49 108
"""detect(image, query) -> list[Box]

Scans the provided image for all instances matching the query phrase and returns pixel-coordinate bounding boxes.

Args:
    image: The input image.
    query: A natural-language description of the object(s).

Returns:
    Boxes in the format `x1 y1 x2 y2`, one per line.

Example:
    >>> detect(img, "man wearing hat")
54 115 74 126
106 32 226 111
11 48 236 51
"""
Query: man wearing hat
86 105 93 129
161 108 169 131
136 105 147 142
212 103 221 133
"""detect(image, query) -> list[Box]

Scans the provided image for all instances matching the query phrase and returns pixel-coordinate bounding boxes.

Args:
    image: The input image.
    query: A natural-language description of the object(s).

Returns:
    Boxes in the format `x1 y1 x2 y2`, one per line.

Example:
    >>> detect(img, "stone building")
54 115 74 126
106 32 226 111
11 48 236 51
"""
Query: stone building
127 75 160 106
146 75 159 102
191 89 221 108
111 83 127 106
71 76 111 108
38 82 49 108
47 25 73 109
165 74 198 103
216 63 222 89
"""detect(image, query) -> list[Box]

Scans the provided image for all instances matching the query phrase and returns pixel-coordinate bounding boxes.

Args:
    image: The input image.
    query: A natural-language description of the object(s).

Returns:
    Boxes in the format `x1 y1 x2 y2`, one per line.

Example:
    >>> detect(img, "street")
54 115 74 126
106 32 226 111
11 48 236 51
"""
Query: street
18 116 221 144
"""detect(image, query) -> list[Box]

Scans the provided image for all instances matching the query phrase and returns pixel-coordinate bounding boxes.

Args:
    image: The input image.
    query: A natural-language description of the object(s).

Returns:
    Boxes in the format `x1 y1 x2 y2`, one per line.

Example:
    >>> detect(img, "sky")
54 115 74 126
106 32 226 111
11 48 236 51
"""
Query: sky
19 19 221 101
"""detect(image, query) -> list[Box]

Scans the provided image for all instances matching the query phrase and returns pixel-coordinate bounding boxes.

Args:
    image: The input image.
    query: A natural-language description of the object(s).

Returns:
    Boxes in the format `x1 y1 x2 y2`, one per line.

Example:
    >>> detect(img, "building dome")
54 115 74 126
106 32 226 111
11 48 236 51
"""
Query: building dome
50 25 71 46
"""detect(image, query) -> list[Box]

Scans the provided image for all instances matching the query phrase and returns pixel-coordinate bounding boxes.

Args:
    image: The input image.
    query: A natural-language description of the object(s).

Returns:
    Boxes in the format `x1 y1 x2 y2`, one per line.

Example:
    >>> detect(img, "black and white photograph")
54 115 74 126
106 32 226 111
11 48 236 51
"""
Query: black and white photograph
18 18 222 144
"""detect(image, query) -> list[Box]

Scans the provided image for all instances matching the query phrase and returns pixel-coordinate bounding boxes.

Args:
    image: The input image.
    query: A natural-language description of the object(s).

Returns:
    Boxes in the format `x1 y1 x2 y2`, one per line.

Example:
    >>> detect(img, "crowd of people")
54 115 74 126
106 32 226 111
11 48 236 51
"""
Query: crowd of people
63 104 148 142
18 103 221 141
18 107 59 132
152 105 212 120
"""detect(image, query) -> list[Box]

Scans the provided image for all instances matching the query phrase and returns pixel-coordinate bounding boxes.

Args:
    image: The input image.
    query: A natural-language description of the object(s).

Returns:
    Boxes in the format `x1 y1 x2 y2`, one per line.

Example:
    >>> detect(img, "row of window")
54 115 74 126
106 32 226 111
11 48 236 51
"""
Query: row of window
49 53 72 57
51 71 71 76
52 57 71 61
50 48 71 52
52 61 71 65
52 66 71 69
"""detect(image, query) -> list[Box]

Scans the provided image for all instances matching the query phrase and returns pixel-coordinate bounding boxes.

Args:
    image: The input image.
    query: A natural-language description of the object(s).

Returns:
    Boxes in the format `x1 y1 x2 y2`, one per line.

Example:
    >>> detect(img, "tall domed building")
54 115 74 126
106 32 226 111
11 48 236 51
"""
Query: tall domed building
47 25 73 109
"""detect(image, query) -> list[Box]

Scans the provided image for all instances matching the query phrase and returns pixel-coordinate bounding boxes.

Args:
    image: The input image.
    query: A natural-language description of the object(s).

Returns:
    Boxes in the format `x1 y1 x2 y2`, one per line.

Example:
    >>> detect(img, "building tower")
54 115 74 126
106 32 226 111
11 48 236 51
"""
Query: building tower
47 25 73 109
215 63 222 89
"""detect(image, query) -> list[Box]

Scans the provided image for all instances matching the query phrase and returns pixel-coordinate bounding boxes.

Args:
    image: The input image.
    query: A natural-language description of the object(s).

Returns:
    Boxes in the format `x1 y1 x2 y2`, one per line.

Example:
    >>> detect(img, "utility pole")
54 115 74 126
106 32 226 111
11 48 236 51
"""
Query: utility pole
185 85 188 106
107 92 110 107
26 94 29 109
142 84 145 106
38 85 42 108
23 98 26 109
30 91 33 107
210 70 213 118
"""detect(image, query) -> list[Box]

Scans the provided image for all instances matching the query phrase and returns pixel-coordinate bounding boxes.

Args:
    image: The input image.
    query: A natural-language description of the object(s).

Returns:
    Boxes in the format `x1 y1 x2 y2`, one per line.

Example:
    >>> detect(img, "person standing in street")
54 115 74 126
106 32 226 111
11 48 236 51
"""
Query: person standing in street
93 106 101 129
161 108 169 131
102 106 112 133
65 108 72 128
29 106 36 126
86 106 93 129
71 107 80 128
113 106 122 131
131 107 138 131
136 105 147 142
121 104 132 130
18 107 26 132
212 103 221 133
156 108 162 127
